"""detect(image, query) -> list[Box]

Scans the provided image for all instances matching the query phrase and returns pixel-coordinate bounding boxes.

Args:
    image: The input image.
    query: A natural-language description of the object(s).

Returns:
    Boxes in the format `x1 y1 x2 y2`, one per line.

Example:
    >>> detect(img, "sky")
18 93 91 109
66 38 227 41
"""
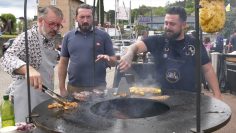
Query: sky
0 0 37 19
84 0 179 11
0 0 179 19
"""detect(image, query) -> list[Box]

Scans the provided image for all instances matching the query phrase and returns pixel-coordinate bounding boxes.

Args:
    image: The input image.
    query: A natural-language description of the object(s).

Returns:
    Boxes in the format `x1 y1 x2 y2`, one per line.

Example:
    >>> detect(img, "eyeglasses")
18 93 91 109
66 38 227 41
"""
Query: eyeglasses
43 19 63 29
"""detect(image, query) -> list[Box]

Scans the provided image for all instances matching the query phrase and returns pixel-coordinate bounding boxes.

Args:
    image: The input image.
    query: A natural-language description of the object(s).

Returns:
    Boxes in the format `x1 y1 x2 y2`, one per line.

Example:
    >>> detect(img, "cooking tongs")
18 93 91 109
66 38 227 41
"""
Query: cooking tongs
42 85 67 105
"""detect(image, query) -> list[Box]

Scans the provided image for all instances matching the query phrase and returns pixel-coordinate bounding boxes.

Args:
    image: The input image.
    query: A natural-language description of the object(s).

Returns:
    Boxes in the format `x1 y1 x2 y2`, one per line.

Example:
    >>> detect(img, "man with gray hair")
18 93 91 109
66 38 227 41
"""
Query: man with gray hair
0 5 63 122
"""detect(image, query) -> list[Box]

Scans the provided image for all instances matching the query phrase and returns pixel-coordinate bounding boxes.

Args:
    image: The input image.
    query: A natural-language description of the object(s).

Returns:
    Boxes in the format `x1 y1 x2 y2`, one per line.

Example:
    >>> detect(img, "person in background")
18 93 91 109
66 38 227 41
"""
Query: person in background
0 6 64 122
190 30 196 38
97 23 105 31
228 29 236 52
118 6 221 99
225 38 231 53
58 4 116 96
137 30 148 41
203 37 213 55
213 32 224 53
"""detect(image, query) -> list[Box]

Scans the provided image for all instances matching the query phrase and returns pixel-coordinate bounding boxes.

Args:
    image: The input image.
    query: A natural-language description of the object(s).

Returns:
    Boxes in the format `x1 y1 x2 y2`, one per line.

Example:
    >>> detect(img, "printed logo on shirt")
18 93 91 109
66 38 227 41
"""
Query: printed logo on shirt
96 42 101 46
185 45 195 56
165 69 180 83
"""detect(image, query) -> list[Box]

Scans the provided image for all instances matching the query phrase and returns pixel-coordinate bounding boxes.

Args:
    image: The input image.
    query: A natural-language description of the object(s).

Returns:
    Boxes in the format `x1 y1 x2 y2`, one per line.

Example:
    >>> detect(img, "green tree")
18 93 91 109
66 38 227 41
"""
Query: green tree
166 0 194 15
185 0 194 8
223 8 236 38
152 7 166 16
131 9 139 23
138 5 151 16
0 13 16 34
107 10 115 25
134 24 149 35
96 0 104 26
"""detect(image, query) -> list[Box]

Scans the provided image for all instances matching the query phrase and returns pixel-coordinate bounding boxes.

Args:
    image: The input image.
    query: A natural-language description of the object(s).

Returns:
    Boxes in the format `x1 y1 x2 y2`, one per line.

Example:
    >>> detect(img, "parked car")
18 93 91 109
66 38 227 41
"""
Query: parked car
112 39 134 57
2 38 15 54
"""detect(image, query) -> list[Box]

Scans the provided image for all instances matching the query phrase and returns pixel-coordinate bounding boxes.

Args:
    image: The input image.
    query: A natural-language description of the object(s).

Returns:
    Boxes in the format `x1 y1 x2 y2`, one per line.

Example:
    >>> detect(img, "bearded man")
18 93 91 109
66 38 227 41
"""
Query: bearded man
118 6 221 99
58 4 116 96
0 5 64 122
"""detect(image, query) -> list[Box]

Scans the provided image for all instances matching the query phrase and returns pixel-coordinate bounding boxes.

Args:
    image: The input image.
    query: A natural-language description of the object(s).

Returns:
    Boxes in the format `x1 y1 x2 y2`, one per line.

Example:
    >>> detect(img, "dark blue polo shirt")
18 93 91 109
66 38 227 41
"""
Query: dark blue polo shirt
143 35 209 91
61 28 115 87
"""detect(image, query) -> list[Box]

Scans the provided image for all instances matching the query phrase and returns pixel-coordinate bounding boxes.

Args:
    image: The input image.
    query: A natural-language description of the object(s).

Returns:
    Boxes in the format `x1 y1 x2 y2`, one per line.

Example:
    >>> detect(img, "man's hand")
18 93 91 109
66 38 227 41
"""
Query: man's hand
118 41 147 72
95 54 110 62
118 56 132 72
28 66 43 90
15 65 43 89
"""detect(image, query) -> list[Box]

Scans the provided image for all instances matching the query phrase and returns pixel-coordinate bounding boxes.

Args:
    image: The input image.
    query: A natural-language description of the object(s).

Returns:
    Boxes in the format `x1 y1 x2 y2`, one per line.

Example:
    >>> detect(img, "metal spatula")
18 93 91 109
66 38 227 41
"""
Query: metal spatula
42 85 67 105
117 77 131 97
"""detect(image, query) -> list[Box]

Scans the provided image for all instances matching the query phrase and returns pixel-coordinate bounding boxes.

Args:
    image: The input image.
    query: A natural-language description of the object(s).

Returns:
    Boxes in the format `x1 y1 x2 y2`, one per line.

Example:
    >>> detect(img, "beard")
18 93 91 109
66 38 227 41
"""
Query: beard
79 22 92 32
41 23 57 40
164 29 181 41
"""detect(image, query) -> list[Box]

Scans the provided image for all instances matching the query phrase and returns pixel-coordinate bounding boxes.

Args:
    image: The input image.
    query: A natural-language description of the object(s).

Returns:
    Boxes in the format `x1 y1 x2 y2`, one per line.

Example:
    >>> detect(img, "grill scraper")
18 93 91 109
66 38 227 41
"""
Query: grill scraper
117 77 131 97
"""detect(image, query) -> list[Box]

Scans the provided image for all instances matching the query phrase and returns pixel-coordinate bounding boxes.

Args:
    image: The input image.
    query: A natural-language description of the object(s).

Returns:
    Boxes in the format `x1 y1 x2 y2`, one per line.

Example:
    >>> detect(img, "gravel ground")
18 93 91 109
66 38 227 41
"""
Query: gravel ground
0 65 235 133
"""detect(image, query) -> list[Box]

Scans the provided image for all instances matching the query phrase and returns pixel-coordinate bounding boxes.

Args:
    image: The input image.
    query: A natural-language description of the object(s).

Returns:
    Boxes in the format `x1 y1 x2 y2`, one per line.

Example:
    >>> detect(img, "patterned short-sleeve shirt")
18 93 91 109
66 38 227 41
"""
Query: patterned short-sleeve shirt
0 25 55 80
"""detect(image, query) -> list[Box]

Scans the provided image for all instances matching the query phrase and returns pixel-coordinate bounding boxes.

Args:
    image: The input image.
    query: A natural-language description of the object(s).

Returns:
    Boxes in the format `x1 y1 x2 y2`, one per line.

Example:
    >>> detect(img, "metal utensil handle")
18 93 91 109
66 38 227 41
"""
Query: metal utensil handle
113 62 125 88
42 85 67 105
42 85 63 98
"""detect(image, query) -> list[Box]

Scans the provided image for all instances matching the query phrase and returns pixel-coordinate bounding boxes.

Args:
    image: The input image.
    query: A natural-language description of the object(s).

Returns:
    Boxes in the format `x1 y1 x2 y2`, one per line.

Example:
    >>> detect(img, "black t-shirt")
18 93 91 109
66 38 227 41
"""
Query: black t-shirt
143 35 209 91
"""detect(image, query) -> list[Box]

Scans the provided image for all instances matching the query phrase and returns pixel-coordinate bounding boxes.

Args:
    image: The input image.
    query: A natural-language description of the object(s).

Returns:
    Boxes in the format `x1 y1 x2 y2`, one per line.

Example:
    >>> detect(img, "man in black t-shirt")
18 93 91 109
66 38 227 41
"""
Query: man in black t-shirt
118 6 221 99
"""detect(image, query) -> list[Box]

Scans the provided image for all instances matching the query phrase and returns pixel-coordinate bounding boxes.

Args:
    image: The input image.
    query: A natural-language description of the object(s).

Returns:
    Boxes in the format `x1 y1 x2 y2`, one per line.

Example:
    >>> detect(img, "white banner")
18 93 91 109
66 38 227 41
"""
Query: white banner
117 6 129 20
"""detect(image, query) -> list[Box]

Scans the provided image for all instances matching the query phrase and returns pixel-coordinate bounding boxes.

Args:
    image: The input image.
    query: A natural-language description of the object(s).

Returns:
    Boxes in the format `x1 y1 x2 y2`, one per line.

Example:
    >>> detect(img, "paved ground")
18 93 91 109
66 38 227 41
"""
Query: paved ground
0 65 235 132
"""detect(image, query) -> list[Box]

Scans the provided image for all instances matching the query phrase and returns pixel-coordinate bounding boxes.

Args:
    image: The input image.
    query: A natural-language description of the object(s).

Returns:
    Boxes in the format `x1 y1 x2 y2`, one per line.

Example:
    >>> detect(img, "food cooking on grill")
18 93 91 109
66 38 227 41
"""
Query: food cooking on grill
113 92 129 97
199 0 225 33
93 89 105 95
48 101 78 110
129 86 162 96
72 89 106 101
73 91 93 101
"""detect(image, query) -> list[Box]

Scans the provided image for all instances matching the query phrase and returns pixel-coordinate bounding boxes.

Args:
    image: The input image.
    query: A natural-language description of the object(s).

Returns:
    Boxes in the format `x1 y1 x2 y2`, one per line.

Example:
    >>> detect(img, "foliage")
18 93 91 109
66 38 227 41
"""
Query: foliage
96 0 104 26
152 7 166 16
138 5 152 16
166 0 194 15
1 14 16 24
0 34 17 38
185 0 194 8
185 8 194 15
131 9 139 23
106 0 196 34
107 10 115 25
223 9 236 38
17 21 24 33
134 25 149 34
0 13 17 34
229 0 236 7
